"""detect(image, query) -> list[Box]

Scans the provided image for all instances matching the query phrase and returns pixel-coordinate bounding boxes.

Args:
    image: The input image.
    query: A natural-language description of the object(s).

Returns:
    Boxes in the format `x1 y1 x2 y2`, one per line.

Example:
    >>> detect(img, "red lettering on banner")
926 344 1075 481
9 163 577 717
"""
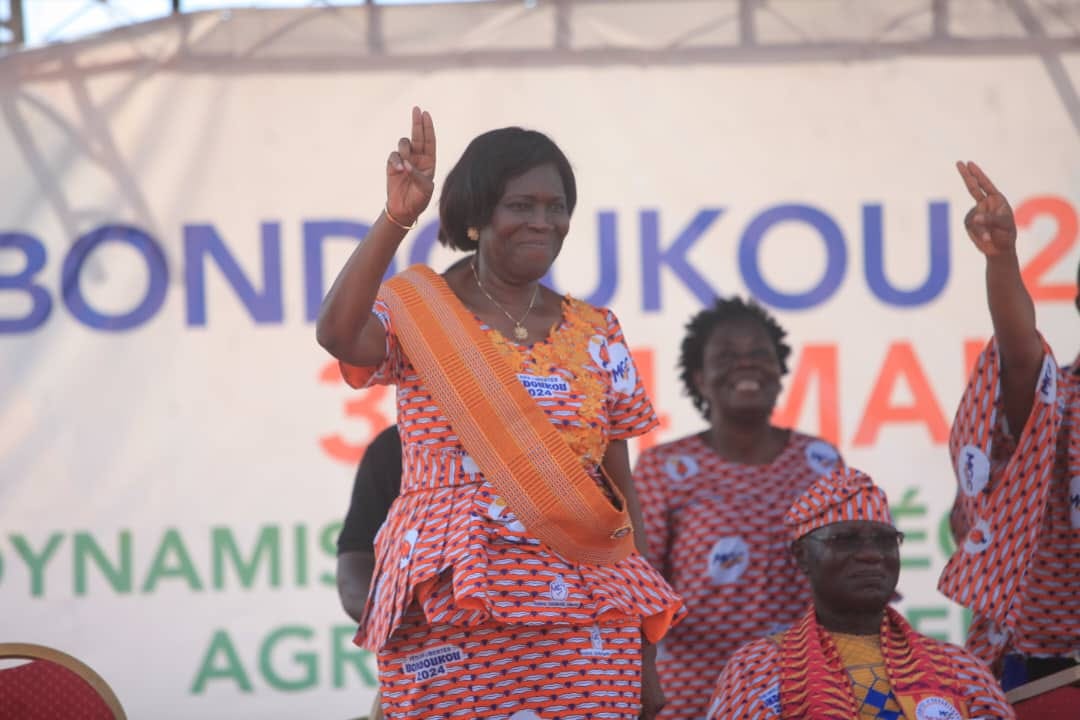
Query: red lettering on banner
318 360 390 464
1016 196 1079 302
853 342 949 447
631 347 671 452
772 344 840 446
963 338 987 379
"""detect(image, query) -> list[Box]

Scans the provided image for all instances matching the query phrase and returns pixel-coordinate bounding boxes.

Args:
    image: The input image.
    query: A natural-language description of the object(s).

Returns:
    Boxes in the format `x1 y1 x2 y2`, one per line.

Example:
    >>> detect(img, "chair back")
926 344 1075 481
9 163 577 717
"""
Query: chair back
0 642 126 720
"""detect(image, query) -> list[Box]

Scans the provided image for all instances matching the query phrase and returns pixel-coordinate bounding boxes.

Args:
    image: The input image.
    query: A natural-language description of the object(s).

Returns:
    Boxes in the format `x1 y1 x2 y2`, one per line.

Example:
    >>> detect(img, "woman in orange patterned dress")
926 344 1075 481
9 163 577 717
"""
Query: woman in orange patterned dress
316 107 683 720
633 297 843 719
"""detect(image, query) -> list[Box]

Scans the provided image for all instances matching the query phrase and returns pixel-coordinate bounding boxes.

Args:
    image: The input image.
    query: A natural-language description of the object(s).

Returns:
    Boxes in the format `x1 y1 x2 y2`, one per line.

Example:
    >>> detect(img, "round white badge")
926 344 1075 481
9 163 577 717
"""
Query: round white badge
957 444 990 497
963 518 993 555
804 440 840 476
664 454 700 482
588 335 636 395
915 696 962 720
707 536 750 585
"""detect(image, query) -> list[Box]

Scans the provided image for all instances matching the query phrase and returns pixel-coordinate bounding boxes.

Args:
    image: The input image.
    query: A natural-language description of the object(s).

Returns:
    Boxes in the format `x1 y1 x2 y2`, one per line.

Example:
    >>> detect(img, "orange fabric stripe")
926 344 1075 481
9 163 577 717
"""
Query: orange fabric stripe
382 265 635 566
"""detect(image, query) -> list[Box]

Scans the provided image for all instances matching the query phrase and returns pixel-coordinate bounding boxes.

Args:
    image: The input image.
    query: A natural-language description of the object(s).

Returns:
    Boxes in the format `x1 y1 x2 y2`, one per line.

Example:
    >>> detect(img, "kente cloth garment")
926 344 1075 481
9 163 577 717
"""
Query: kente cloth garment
784 465 892 541
706 607 1015 719
339 284 684 714
633 431 842 719
376 576 643 719
940 340 1080 666
831 632 904 719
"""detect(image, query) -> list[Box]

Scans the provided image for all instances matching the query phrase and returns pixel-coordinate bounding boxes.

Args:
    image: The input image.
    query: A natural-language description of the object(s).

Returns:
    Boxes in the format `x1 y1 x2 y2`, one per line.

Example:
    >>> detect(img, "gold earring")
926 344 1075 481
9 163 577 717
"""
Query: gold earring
466 227 480 242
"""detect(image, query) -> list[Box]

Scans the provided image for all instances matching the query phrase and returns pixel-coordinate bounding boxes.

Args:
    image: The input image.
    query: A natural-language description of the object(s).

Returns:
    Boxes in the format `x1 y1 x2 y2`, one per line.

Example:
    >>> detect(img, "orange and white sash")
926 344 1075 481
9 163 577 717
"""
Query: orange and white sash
381 264 636 566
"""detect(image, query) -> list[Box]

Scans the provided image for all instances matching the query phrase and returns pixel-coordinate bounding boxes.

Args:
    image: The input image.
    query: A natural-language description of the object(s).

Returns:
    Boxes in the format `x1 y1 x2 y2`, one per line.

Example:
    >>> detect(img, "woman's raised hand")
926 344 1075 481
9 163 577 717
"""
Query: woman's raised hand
386 107 436 226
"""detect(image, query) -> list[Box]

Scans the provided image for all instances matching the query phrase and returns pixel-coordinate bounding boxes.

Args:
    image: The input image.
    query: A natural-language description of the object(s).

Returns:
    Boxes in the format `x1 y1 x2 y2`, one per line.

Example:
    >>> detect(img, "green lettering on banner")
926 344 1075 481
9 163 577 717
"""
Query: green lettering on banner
319 522 341 587
332 625 377 688
892 488 931 570
294 524 309 587
938 510 957 557
191 630 253 693
74 531 132 595
211 526 281 590
11 533 63 597
259 625 318 691
142 528 204 592
905 606 950 642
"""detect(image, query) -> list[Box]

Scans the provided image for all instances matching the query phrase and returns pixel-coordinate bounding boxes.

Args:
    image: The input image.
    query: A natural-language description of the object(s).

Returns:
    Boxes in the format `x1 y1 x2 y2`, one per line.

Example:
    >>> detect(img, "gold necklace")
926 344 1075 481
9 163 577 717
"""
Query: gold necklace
471 260 540 341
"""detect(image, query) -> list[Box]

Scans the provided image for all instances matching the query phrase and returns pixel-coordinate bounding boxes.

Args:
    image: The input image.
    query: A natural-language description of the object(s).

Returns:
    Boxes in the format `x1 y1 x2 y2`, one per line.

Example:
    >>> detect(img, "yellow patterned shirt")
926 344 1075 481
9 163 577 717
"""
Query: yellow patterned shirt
831 632 904 720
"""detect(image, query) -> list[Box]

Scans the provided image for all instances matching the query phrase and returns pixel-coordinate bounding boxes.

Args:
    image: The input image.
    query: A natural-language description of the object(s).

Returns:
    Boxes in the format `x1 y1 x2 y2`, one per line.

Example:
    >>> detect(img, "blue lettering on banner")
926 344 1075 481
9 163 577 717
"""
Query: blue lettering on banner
62 224 168 331
739 204 846 310
2 200 1048 333
184 222 283 326
0 232 52 333
862 202 950 307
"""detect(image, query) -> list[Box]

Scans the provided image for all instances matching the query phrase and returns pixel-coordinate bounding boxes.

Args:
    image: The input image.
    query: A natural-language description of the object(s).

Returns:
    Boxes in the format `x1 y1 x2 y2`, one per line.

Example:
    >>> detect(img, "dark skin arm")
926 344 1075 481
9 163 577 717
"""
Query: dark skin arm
957 161 1045 435
315 107 436 367
604 439 664 720
336 551 376 624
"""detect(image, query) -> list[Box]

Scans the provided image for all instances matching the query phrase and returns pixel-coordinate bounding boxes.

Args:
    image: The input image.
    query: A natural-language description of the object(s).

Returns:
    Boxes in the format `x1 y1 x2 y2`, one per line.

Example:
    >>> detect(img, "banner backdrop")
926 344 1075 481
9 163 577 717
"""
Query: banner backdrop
1 4 1078 718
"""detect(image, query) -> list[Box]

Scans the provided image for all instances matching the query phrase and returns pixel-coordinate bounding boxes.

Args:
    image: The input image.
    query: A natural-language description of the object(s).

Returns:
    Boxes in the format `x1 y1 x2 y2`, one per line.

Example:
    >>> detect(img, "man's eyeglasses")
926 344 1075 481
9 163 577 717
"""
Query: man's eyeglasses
804 529 905 554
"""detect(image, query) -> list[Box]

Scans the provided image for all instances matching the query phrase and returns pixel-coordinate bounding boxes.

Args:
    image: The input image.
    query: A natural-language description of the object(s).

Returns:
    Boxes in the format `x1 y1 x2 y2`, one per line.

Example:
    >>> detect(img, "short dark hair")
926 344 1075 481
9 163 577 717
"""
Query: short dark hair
678 296 792 418
438 127 577 252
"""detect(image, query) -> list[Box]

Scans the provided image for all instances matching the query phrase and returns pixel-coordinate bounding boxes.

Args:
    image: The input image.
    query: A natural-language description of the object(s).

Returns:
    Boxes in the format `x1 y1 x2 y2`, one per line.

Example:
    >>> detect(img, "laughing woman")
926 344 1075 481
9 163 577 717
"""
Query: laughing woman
633 297 843 719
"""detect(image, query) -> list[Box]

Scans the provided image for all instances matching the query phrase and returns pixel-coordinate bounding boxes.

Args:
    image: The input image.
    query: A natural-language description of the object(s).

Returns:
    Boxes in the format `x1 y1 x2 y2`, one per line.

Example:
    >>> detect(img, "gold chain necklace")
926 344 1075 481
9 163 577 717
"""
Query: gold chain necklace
471 259 540 341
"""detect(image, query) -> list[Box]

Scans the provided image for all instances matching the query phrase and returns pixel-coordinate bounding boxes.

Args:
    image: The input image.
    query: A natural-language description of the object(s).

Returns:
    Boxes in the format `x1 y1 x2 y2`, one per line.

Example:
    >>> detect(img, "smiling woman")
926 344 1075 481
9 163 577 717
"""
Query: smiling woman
632 296 844 720
315 108 683 720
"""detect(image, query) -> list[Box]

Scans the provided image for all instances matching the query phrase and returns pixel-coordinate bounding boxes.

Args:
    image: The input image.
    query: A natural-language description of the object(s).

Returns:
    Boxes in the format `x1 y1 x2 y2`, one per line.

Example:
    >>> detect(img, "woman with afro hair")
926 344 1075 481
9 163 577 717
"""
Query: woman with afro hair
632 296 844 720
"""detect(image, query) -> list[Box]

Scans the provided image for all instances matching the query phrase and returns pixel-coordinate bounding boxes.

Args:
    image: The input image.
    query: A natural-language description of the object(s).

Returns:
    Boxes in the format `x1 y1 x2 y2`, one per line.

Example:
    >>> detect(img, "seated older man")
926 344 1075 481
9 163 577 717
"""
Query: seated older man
707 466 1014 720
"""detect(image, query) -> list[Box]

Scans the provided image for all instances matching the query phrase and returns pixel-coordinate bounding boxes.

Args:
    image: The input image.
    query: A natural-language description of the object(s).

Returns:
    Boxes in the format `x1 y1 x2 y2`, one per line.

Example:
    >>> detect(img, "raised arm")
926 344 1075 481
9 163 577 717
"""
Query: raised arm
956 161 1044 434
316 107 436 367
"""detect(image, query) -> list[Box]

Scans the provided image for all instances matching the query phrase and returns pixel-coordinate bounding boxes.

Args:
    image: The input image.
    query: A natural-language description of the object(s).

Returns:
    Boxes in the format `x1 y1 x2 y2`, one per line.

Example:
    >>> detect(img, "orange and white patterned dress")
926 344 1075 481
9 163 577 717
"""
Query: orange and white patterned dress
341 289 684 720
633 431 842 719
941 342 1080 667
706 622 1014 719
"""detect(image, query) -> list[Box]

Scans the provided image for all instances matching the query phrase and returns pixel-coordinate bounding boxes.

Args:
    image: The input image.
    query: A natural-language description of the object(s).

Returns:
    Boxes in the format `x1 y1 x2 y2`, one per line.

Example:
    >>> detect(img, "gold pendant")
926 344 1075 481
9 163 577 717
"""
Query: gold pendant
513 324 529 340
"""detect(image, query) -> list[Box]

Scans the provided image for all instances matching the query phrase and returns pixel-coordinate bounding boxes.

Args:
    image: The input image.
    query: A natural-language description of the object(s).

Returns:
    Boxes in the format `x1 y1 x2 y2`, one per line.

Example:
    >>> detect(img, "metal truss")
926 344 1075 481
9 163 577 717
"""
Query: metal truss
2 0 1080 258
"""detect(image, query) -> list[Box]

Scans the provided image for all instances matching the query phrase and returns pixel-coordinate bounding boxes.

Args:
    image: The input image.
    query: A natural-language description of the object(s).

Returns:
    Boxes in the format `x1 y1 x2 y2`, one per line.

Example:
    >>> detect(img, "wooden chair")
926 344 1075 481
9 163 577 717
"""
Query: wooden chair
1006 664 1080 720
0 642 126 720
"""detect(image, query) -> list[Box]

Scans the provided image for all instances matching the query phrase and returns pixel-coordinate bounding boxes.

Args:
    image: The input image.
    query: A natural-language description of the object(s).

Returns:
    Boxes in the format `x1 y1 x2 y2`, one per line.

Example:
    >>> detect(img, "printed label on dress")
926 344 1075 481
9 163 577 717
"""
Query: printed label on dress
805 440 840 476
581 625 615 658
535 574 579 608
708 536 750 585
517 373 570 398
664 454 699 481
403 644 464 682
915 696 963 720
957 444 990 497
